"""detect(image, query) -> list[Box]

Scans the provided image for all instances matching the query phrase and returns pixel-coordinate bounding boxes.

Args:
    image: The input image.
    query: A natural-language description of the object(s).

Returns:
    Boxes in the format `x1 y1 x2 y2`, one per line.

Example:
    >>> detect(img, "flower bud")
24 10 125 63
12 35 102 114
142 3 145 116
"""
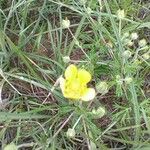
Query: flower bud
127 40 134 47
66 128 76 138
131 33 138 40
116 75 123 85
122 50 132 58
92 107 105 118
96 81 108 94
117 9 125 19
138 39 147 47
125 77 133 84
133 59 142 65
86 7 92 15
142 53 149 60
63 56 70 63
62 19 70 28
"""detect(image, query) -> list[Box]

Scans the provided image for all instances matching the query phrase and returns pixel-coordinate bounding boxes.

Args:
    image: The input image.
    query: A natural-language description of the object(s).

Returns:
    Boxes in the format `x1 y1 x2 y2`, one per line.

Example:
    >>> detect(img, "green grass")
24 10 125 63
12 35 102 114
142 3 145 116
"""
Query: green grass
0 0 150 149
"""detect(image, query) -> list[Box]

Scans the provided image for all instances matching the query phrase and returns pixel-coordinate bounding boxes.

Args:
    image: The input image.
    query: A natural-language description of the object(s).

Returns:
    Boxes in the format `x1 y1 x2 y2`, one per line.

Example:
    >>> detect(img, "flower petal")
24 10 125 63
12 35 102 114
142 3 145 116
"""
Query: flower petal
65 64 78 80
63 79 81 99
78 69 91 84
59 76 65 93
81 88 96 101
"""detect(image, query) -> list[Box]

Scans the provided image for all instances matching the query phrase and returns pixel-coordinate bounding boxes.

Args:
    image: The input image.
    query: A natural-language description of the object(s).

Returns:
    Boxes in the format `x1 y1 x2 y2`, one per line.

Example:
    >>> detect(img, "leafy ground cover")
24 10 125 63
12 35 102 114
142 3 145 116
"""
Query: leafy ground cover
0 0 150 149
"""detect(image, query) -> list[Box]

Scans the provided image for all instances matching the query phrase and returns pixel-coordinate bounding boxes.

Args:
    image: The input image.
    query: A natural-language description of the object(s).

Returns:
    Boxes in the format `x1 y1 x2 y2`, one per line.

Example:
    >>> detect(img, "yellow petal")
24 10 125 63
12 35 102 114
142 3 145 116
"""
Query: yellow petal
78 69 91 84
81 88 96 101
65 64 78 80
64 92 81 100
63 79 81 99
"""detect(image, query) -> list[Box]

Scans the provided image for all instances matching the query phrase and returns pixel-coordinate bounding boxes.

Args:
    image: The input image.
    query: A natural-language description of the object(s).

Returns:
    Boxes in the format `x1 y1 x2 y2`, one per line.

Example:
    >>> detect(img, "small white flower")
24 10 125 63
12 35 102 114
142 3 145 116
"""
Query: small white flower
66 128 76 138
139 39 147 47
117 9 125 19
131 33 138 40
62 19 70 28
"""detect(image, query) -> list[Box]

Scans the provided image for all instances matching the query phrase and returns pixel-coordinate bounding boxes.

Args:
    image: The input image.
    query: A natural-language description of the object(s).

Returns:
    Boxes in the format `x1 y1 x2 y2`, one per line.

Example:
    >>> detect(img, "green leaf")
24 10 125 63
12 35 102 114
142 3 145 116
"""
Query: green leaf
138 22 150 29
0 112 49 122
4 143 17 150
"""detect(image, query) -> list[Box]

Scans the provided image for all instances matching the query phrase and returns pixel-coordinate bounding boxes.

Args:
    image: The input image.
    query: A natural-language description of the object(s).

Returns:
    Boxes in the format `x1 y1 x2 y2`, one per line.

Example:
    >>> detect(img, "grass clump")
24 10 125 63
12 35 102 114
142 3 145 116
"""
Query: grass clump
0 0 150 149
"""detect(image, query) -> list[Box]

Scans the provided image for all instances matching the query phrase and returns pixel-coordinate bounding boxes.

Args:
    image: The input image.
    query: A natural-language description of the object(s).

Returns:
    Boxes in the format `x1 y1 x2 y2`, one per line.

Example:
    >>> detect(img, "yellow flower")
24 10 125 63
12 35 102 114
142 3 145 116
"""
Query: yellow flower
60 64 95 101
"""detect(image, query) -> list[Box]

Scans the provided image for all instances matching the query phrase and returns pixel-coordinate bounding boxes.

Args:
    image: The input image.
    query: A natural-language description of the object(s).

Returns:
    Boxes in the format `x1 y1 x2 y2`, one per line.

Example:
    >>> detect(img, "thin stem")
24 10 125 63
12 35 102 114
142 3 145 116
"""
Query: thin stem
72 115 82 129
68 28 91 61
119 19 122 37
